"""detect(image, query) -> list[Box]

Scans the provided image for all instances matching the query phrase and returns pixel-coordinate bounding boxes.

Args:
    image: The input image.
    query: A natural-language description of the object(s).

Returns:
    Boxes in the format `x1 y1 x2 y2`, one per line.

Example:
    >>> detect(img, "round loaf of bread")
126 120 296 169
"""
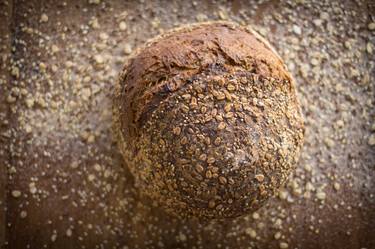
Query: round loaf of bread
113 22 304 219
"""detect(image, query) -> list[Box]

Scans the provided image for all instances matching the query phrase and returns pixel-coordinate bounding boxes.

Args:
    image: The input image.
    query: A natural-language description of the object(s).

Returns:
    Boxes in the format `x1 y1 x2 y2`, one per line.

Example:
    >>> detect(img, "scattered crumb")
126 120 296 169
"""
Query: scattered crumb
40 13 49 23
280 242 289 249
11 190 21 198
119 21 127 31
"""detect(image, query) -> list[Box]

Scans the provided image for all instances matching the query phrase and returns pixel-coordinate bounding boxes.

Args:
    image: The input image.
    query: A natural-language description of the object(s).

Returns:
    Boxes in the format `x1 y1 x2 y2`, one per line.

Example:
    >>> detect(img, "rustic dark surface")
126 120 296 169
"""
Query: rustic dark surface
0 0 374 249
0 0 13 247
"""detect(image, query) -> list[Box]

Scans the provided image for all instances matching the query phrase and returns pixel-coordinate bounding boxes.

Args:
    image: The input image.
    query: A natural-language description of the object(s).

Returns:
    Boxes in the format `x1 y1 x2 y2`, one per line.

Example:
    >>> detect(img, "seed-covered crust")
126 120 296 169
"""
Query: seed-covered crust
114 21 304 218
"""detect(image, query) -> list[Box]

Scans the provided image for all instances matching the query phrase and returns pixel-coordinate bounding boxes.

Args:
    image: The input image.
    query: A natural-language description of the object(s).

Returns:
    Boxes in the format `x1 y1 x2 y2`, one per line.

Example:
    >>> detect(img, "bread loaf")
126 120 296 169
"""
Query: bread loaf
113 22 304 218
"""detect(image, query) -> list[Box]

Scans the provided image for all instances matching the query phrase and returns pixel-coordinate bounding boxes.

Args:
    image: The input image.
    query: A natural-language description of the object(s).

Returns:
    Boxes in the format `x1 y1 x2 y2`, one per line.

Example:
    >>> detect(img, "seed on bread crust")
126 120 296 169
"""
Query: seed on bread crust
113 21 304 219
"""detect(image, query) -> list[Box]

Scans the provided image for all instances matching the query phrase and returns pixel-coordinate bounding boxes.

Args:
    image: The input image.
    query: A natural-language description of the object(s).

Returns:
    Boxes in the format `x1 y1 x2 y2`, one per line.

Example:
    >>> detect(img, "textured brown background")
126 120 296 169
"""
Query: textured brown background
0 1 13 247
0 0 374 249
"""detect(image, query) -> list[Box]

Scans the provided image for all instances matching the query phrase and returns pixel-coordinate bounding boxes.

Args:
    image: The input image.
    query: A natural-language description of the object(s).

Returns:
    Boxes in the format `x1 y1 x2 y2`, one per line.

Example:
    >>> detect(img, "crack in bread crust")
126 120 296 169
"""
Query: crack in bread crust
114 22 304 219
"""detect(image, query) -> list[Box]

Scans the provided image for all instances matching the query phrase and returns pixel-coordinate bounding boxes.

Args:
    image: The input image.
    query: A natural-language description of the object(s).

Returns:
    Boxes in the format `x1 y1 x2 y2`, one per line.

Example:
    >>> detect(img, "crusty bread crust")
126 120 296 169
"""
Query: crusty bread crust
114 21 296 139
114 22 304 218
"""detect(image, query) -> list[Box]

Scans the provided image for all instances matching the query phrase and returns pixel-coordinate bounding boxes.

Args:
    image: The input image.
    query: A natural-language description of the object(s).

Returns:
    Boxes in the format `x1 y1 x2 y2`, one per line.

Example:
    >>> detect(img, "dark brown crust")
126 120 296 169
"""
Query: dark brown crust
114 22 304 218
115 22 294 140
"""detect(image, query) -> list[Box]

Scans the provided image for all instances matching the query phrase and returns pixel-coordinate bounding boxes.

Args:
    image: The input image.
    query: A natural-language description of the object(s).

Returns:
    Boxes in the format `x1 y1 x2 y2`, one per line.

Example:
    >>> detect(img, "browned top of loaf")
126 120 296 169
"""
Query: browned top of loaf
117 22 293 139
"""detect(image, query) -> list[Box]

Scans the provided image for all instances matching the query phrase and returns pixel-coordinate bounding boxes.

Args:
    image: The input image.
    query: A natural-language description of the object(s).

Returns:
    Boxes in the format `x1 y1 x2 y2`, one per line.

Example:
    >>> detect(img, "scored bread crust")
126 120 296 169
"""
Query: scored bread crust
113 21 304 218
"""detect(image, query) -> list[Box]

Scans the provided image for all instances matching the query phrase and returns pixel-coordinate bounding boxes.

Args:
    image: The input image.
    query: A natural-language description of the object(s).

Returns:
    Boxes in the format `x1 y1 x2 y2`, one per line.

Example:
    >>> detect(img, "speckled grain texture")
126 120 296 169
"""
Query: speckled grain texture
0 0 374 249
114 22 304 219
